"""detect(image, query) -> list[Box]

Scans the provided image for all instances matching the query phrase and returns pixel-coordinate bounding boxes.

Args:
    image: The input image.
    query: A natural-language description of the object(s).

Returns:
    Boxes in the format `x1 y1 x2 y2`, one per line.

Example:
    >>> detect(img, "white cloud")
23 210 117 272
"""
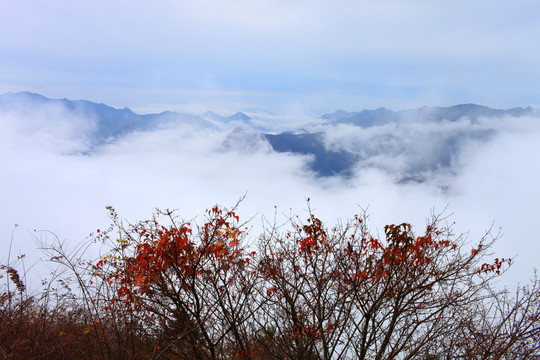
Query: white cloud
451 120 540 282
0 104 96 153
1 101 539 290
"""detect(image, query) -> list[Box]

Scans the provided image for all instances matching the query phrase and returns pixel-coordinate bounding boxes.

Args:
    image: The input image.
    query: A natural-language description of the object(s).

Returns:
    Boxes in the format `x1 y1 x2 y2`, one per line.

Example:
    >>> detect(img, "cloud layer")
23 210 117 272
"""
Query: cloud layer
1 97 539 289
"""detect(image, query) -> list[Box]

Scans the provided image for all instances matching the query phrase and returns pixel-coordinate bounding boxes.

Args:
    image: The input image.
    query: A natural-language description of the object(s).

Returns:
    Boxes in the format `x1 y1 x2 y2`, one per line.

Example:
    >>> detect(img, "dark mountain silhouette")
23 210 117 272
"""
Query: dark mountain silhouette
263 132 358 177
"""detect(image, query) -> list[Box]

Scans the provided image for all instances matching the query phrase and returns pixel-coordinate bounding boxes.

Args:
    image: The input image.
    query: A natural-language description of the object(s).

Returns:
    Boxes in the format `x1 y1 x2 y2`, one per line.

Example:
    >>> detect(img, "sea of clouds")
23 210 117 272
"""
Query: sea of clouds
1 99 539 289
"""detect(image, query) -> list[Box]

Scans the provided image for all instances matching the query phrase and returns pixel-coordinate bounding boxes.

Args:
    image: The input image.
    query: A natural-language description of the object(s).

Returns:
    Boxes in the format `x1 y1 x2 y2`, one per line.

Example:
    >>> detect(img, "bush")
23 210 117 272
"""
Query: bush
2 201 539 359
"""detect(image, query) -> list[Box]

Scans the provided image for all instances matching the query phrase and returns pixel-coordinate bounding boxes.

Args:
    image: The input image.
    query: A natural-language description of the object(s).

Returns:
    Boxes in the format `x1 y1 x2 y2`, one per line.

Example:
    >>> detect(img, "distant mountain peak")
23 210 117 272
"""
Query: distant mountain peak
228 112 251 122
321 109 350 121
203 111 251 123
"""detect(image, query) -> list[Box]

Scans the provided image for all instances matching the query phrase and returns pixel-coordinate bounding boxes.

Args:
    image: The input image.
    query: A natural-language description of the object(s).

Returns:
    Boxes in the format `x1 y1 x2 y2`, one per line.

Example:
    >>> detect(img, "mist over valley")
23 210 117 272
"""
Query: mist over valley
1 92 539 287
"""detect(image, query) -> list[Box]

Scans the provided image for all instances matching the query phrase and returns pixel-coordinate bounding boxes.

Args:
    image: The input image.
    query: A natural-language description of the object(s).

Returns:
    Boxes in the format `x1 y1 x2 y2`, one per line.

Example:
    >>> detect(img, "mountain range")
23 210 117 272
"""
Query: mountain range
1 91 537 180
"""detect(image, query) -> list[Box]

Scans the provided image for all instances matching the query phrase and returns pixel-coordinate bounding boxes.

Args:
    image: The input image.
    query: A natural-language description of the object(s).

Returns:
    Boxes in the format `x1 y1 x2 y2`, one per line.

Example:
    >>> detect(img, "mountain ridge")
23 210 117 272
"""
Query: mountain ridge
321 103 537 127
2 91 538 179
2 91 536 129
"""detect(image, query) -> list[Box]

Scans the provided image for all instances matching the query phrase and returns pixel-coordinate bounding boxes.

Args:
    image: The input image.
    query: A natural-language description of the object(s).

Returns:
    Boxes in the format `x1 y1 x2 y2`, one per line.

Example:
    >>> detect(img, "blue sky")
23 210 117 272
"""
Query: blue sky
1 0 540 114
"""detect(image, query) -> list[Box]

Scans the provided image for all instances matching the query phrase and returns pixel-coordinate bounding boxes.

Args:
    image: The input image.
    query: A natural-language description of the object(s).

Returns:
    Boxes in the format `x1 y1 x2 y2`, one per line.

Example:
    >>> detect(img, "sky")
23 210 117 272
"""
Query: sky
1 0 540 114
1 1 539 290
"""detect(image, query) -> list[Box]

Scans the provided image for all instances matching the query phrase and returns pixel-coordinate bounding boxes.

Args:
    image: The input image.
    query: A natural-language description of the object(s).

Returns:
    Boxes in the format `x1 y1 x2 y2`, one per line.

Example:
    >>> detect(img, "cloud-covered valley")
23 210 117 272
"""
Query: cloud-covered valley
1 92 539 288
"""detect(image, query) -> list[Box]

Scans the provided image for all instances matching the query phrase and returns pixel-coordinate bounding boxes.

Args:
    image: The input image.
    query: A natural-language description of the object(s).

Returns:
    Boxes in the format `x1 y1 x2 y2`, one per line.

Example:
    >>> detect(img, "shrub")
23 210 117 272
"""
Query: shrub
2 201 539 359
